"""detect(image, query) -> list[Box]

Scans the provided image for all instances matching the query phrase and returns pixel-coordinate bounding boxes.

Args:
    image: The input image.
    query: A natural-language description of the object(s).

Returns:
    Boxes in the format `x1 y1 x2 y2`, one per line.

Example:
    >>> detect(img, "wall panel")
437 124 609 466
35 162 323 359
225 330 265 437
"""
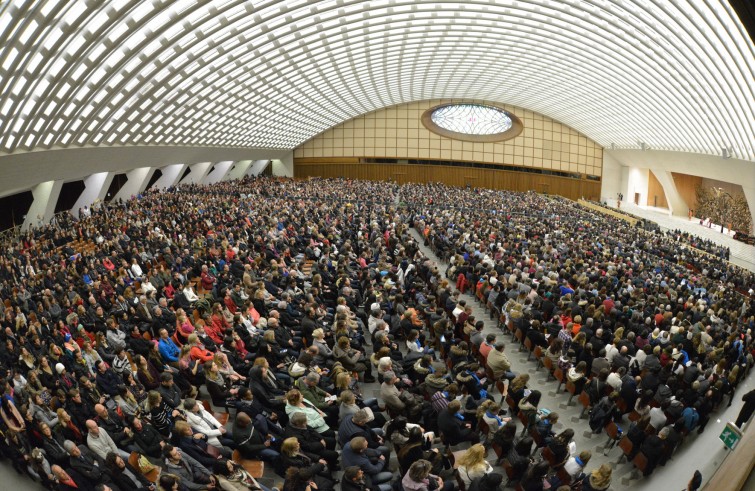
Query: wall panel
294 99 604 178
672 172 703 211
294 161 600 201
647 170 669 208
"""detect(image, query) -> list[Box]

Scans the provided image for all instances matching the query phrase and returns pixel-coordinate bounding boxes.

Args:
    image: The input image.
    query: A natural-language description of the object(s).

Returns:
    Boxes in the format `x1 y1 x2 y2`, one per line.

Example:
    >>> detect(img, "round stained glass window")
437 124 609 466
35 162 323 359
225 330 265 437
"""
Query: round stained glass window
421 103 523 142
431 104 512 135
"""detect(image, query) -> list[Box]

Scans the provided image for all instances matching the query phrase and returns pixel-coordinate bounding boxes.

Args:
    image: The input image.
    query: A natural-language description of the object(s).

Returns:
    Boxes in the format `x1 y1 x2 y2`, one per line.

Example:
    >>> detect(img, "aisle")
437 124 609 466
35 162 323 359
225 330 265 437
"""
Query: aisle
408 227 751 491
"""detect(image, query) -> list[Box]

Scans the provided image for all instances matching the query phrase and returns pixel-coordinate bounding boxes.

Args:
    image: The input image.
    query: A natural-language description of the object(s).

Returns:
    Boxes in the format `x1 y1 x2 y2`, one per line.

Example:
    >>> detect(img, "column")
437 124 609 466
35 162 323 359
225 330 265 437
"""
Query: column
71 172 114 217
112 167 155 202
180 162 212 184
22 180 63 230
652 170 688 216
150 163 186 190
223 160 253 181
247 159 271 176
271 151 293 177
202 161 234 184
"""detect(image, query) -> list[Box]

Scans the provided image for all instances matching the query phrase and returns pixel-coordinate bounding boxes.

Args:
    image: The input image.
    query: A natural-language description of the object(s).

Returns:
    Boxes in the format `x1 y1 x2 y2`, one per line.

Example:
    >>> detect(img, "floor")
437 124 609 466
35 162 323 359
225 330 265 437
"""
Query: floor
609 200 755 273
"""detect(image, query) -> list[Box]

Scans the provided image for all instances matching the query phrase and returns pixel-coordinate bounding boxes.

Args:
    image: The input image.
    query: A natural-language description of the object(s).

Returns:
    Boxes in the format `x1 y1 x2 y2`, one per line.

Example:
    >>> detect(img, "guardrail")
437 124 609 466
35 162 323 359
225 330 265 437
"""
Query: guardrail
577 199 638 226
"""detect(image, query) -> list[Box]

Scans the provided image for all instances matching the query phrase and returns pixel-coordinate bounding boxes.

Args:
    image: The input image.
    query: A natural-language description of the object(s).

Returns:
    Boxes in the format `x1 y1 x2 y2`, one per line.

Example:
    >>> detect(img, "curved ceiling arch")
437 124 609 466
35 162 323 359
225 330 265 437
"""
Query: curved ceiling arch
0 0 752 159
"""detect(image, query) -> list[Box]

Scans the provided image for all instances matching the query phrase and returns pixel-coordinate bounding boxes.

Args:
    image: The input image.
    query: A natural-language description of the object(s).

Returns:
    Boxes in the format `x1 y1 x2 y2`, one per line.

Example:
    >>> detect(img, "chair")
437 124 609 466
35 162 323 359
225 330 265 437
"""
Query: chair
565 380 578 405
628 410 641 422
553 367 565 392
496 379 507 397
617 435 633 463
232 449 265 478
502 459 517 486
529 426 545 448
578 391 591 419
533 346 544 370
543 356 554 379
524 337 534 359
492 442 505 465
514 328 524 348
542 446 561 467
616 396 629 414
602 421 620 455
632 451 649 476
479 418 490 436
505 394 517 413
485 365 495 381
129 451 160 483
201 399 229 425
556 467 572 487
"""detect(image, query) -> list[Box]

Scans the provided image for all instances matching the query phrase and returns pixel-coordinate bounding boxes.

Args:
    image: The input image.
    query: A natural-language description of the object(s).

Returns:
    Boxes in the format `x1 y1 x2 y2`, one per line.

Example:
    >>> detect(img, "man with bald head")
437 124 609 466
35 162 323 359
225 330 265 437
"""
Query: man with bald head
85 420 130 461
94 403 134 449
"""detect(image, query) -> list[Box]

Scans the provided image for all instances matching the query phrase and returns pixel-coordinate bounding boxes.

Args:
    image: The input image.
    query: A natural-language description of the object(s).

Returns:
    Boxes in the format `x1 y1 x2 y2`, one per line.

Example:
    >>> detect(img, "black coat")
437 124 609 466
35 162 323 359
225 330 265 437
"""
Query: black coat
437 409 473 446
108 462 153 490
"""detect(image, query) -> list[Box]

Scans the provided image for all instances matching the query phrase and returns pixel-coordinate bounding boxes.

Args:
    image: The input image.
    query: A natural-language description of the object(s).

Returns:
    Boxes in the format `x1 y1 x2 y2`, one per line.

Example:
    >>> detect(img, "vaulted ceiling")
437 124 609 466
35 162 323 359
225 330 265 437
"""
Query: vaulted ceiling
0 0 753 160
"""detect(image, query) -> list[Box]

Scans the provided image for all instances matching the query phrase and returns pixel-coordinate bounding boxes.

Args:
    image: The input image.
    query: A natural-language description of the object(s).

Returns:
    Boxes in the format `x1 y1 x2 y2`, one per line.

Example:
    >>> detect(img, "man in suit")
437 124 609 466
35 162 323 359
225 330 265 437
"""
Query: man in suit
51 464 98 491
63 440 111 489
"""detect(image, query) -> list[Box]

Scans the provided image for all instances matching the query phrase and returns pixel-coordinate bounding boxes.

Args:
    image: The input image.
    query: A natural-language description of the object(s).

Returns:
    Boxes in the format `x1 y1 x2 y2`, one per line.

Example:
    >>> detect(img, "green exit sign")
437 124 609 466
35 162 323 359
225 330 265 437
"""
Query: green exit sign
719 422 743 450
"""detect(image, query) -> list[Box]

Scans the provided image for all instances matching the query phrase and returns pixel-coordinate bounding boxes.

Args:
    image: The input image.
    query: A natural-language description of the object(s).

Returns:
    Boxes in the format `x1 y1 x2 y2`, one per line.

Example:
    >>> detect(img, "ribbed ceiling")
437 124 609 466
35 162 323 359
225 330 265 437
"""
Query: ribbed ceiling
0 0 752 159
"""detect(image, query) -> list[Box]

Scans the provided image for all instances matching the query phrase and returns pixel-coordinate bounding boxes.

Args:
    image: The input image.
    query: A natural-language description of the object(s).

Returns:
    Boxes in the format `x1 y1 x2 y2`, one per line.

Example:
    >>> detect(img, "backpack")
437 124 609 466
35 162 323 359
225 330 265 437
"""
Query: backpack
589 397 614 433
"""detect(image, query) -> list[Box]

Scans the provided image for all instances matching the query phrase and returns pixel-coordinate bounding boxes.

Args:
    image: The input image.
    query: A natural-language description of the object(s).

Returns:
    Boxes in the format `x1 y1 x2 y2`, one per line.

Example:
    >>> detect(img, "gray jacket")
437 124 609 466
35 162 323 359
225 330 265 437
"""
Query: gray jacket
163 449 213 491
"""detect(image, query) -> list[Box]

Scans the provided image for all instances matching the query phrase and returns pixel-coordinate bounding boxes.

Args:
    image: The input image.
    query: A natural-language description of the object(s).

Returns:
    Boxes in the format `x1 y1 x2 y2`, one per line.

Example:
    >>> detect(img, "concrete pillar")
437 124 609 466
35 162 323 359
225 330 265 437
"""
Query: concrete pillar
248 160 271 176
150 163 186 190
112 167 155 202
23 180 63 230
223 160 253 181
180 162 212 184
742 185 755 234
202 161 234 184
652 170 688 216
271 151 293 177
71 172 114 217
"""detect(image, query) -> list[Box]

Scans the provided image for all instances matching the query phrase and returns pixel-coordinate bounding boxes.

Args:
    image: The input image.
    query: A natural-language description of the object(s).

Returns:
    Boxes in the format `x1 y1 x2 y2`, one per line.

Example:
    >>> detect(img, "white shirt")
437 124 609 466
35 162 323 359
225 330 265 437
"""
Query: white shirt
186 408 225 448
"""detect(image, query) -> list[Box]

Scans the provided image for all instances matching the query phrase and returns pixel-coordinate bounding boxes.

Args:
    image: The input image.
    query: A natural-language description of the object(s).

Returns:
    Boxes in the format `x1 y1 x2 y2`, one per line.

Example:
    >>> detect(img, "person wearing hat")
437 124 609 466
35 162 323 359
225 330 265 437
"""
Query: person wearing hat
56 363 77 391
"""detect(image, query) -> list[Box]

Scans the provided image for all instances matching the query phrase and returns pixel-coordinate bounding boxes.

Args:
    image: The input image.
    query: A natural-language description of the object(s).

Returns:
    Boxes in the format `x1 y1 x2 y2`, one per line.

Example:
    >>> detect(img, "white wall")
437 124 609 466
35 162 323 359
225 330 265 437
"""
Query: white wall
0 146 291 198
202 161 234 184
627 167 649 207
600 152 625 203
271 152 293 177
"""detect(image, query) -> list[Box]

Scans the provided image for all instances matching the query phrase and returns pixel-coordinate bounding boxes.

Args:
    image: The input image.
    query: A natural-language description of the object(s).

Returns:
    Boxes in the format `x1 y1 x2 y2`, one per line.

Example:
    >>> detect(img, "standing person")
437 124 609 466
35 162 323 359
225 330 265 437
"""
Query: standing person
734 388 755 428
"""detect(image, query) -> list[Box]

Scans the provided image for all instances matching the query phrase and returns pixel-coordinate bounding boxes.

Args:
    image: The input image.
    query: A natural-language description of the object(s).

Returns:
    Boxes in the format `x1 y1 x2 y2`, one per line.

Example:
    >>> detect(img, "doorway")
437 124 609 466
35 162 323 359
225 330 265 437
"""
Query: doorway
634 193 640 205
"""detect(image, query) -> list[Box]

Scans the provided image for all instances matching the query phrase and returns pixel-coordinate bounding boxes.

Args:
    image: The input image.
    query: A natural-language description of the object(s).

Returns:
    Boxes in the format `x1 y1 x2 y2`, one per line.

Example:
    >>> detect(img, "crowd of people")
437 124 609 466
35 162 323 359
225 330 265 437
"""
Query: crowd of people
0 176 750 491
